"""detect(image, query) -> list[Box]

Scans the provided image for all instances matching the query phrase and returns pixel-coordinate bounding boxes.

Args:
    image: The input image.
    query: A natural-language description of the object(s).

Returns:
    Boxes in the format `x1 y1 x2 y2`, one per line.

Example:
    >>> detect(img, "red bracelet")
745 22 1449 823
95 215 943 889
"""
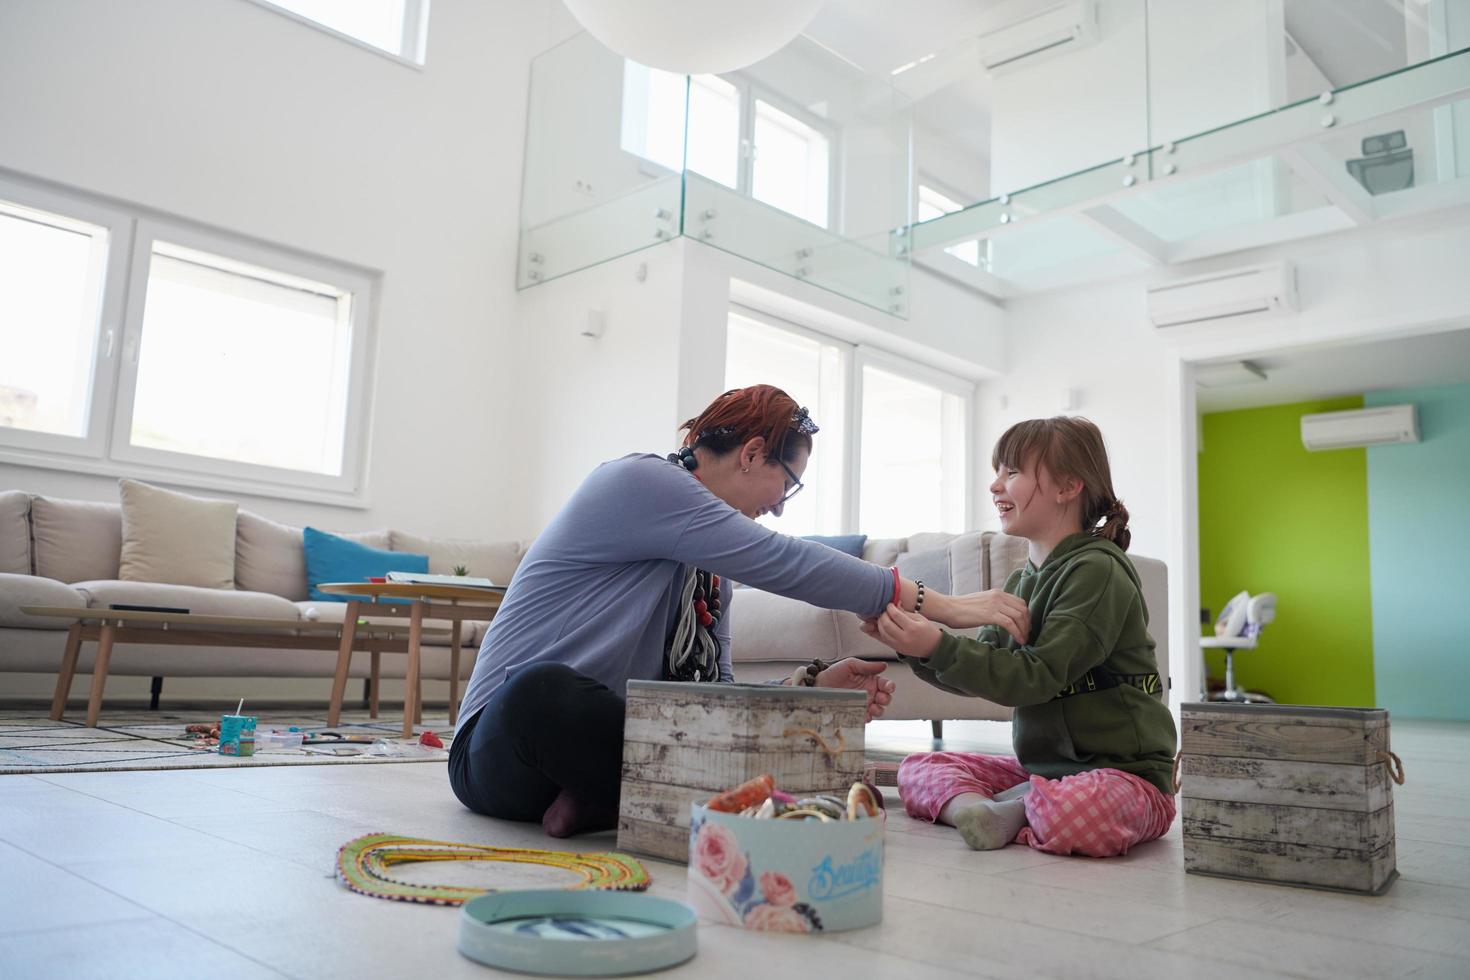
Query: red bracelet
890 566 901 608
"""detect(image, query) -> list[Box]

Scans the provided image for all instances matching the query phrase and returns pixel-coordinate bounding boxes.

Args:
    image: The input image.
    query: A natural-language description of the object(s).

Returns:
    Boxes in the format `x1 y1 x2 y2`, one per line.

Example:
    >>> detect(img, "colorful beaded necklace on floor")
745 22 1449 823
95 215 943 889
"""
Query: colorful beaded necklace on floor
335 833 651 906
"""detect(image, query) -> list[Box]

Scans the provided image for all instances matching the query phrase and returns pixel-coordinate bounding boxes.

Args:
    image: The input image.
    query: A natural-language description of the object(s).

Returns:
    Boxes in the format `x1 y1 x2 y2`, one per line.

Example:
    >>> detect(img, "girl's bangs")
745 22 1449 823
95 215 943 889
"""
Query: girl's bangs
991 420 1054 473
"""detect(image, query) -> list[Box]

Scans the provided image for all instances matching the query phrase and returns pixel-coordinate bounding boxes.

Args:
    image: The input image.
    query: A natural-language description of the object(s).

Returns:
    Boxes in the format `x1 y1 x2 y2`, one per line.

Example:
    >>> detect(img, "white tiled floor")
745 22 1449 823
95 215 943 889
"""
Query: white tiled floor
2 719 1467 979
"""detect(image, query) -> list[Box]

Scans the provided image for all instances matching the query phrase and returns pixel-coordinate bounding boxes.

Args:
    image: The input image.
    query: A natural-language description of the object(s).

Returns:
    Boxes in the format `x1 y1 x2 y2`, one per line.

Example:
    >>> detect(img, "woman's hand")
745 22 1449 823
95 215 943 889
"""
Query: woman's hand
814 658 897 722
859 604 943 660
926 589 1030 644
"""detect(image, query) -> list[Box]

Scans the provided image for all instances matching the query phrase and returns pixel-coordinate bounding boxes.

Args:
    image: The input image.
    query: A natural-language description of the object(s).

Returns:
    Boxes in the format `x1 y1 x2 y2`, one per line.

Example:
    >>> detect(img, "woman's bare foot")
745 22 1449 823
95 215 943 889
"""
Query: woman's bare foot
541 789 619 838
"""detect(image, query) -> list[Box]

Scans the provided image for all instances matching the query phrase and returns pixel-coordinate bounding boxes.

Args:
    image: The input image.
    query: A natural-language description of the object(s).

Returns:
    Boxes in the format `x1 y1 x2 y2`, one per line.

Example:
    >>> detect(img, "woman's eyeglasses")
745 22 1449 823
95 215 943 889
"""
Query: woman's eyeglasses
777 459 804 505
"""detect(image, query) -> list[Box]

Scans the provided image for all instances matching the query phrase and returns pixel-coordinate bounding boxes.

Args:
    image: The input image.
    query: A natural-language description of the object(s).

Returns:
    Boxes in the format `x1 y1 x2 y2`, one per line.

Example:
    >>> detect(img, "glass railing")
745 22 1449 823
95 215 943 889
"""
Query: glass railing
522 2 1470 304
518 32 912 316
909 45 1470 295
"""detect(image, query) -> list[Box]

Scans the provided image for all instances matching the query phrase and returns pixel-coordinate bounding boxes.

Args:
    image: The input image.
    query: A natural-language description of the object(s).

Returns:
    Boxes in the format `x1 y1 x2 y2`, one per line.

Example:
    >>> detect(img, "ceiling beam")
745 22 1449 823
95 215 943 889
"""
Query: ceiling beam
1077 205 1169 265
1279 143 1377 225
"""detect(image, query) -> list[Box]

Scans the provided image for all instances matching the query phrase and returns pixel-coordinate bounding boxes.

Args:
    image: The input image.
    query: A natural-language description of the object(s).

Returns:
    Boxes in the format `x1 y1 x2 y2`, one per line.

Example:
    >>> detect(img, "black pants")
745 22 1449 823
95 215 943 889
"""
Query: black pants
448 663 626 821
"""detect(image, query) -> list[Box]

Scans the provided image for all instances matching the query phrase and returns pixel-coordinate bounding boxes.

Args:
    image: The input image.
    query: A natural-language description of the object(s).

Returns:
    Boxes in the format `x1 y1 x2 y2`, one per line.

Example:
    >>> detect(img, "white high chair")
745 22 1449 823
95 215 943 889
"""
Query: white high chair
1200 591 1277 703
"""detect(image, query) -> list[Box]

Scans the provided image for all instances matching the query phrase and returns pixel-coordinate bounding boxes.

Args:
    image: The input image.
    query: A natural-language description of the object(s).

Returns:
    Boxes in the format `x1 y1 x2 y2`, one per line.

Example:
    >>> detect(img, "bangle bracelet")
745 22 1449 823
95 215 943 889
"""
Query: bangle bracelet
914 580 925 615
890 566 901 607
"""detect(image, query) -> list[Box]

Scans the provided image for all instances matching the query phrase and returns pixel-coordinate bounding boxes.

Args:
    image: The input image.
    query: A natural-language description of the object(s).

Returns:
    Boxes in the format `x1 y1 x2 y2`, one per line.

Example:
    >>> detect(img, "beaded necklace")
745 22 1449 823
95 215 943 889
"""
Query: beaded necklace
336 833 651 906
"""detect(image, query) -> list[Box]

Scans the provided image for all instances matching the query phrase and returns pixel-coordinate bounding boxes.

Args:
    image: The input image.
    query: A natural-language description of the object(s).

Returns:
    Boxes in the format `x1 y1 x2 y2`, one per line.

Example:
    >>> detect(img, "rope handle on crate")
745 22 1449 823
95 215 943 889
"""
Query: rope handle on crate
784 726 845 761
1377 750 1406 785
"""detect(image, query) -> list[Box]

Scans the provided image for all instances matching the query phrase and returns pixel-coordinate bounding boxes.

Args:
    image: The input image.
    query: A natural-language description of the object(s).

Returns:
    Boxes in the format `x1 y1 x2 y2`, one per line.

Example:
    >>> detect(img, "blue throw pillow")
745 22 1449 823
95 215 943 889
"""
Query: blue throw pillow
302 527 428 603
802 534 868 558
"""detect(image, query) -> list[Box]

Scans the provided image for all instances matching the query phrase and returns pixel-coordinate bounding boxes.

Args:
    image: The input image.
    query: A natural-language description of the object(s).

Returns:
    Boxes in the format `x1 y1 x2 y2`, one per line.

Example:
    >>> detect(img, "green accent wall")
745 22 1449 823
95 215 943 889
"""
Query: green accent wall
1198 397 1376 706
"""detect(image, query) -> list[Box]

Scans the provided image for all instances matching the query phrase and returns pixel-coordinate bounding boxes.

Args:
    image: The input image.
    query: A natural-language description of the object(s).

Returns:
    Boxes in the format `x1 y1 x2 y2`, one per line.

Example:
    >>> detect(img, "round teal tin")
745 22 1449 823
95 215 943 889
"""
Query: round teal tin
458 890 697 976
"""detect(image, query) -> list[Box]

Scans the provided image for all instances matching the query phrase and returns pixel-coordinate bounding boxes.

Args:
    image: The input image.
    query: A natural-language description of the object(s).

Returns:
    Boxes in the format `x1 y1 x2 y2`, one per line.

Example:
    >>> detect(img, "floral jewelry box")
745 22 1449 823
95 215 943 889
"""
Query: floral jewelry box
687 803 883 933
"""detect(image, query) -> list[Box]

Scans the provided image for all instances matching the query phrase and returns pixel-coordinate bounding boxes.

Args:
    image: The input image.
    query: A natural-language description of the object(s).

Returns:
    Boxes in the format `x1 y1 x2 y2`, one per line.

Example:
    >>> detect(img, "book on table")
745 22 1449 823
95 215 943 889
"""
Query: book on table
384 571 501 590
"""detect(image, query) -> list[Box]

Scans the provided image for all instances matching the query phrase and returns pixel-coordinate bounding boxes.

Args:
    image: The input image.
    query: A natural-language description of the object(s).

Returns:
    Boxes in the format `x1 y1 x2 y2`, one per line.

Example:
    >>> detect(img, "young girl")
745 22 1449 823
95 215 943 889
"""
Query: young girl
865 416 1177 857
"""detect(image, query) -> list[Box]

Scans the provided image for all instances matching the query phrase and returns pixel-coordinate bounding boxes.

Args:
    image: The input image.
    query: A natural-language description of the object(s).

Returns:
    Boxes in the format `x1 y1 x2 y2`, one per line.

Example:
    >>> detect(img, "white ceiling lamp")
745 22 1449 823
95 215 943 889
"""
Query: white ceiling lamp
560 0 826 75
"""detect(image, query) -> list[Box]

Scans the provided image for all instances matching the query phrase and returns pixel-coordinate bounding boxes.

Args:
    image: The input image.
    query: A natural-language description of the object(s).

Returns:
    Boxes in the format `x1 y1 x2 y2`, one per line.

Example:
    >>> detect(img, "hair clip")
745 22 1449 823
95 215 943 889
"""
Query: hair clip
791 407 820 435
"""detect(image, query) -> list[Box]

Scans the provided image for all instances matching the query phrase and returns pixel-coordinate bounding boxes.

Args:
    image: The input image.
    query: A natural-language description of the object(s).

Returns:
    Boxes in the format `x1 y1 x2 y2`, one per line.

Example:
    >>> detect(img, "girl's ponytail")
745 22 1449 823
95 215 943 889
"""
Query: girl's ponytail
1096 497 1131 552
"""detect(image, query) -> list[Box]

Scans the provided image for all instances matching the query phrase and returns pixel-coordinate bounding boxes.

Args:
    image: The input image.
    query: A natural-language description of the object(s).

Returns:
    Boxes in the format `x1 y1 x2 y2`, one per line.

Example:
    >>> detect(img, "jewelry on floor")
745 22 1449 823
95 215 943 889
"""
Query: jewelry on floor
336 833 652 906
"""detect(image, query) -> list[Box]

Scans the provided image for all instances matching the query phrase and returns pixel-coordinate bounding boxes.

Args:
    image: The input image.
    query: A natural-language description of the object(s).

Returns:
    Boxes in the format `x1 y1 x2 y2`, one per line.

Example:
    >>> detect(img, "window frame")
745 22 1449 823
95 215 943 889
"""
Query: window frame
244 0 431 68
852 346 976 535
0 172 380 508
620 64 842 231
0 175 133 464
726 303 975 536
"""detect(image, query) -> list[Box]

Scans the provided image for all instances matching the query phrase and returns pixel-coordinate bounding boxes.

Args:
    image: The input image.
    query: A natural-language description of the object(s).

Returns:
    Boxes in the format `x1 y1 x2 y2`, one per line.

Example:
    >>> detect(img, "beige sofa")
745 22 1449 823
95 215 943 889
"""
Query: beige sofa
0 488 1168 726
0 489 529 704
730 530 1171 728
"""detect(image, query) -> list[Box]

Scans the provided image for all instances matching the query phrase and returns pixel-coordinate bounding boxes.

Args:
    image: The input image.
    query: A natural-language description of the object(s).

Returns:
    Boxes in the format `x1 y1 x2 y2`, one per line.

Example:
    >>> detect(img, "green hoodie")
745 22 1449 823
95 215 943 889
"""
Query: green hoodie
902 533 1177 795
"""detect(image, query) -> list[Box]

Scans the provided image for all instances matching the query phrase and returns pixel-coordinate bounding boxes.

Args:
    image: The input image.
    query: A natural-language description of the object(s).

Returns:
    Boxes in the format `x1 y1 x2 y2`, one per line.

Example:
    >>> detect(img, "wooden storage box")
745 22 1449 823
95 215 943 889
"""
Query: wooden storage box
618 681 866 862
1180 702 1399 895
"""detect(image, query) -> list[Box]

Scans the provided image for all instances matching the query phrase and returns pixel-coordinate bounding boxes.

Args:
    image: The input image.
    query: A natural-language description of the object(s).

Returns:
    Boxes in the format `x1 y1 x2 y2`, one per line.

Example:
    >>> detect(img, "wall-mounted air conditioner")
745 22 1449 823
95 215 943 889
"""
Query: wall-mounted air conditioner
1147 262 1298 328
977 1 1097 75
1301 404 1419 451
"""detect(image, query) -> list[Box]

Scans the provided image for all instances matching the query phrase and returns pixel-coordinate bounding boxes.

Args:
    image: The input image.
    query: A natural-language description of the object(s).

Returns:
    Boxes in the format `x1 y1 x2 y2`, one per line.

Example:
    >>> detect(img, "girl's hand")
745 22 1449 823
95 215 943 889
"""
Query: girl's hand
814 658 896 721
863 603 943 659
931 590 1031 644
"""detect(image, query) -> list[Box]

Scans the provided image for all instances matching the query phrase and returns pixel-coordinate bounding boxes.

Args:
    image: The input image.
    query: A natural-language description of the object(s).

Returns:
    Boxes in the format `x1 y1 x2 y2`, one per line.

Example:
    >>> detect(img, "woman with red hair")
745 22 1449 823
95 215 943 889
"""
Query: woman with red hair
450 384 1030 837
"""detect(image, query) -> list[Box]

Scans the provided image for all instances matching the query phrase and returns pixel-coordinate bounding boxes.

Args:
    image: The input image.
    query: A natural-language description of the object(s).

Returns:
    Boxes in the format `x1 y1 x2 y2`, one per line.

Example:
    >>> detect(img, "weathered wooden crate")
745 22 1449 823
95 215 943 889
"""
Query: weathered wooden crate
617 681 866 862
1180 702 1399 895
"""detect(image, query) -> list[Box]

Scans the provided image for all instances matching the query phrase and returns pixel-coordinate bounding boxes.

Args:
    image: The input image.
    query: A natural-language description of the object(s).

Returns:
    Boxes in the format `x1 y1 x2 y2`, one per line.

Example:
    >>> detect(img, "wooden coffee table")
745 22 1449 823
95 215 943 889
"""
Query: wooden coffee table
316 582 506 736
22 606 447 729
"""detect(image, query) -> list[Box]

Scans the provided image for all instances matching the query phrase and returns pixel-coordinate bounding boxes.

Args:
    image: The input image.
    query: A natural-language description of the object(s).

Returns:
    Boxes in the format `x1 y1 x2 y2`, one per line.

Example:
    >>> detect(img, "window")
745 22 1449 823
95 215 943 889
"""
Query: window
724 308 972 539
0 176 377 505
752 99 830 228
857 358 969 538
622 64 835 227
0 201 109 440
917 183 981 267
724 310 845 536
126 242 355 477
251 0 430 64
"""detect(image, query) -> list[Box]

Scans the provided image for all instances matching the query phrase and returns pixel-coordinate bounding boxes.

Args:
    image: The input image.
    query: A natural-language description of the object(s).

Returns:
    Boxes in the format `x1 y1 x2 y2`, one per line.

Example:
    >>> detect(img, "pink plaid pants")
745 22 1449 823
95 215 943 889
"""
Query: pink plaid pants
897 751 1176 857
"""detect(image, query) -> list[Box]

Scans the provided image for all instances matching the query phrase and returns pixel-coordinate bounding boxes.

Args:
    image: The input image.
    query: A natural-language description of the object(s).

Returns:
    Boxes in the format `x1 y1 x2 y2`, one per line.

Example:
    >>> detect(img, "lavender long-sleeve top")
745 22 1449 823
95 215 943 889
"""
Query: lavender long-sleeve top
458 453 893 721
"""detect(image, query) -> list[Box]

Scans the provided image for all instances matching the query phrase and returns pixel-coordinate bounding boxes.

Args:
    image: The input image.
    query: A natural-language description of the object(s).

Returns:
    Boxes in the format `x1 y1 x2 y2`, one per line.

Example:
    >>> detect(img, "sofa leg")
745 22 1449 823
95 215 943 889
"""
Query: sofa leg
931 719 943 742
362 677 371 710
149 676 163 711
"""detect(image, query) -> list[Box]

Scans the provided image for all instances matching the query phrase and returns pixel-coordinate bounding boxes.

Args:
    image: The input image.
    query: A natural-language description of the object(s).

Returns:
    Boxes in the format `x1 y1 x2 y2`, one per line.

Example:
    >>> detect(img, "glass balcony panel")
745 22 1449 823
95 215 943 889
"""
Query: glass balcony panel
984 216 1148 291
519 32 910 313
519 33 685 287
1111 158 1330 243
1147 0 1466 143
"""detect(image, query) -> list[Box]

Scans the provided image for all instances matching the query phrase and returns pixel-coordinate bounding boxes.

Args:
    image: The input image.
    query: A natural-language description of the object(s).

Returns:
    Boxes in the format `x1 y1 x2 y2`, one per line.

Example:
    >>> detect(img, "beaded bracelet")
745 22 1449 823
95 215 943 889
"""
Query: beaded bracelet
914 580 925 615
791 658 830 687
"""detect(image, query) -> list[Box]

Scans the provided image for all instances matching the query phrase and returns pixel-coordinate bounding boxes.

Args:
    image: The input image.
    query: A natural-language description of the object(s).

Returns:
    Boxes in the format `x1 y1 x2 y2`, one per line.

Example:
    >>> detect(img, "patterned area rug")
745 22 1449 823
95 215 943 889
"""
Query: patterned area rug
0 706 456 774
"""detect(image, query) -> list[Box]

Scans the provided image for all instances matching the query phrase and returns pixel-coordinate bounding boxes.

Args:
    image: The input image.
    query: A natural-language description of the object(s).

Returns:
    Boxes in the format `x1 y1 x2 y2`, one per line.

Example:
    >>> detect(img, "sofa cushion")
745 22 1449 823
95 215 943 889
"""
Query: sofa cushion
389 531 524 587
948 531 985 594
73 580 302 621
862 537 906 567
119 479 238 589
0 490 30 575
31 496 122 583
303 527 427 602
236 511 390 601
0 572 86 629
896 543 953 597
801 534 867 558
985 531 1030 588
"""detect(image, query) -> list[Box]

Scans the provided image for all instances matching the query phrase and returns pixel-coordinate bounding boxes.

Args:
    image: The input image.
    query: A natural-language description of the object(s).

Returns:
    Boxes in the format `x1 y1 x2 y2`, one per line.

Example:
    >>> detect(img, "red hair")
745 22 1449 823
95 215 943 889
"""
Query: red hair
678 385 814 463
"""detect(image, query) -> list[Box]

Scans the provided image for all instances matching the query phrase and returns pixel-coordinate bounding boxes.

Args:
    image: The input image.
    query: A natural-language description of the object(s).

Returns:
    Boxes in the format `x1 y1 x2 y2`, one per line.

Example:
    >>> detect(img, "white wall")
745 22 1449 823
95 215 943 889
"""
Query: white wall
984 211 1470 706
510 234 1008 530
0 0 571 540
